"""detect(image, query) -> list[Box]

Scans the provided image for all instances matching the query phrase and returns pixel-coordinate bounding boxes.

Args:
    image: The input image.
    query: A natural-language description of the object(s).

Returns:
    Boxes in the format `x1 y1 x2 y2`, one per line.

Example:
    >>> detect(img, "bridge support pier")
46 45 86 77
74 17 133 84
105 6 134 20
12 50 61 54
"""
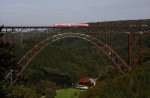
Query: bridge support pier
128 32 143 67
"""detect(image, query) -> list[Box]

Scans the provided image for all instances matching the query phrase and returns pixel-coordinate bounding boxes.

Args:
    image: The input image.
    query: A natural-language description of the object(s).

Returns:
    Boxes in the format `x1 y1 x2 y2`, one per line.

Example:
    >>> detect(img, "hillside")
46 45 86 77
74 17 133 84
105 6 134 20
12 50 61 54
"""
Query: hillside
88 19 150 27
14 32 131 84
17 36 113 85
78 19 150 98
1 19 149 97
79 61 150 98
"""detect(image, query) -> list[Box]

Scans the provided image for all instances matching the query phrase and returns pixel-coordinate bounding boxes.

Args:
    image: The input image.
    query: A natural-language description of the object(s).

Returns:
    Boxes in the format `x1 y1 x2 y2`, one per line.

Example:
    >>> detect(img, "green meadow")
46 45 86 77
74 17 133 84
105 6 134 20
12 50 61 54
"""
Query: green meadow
55 88 83 98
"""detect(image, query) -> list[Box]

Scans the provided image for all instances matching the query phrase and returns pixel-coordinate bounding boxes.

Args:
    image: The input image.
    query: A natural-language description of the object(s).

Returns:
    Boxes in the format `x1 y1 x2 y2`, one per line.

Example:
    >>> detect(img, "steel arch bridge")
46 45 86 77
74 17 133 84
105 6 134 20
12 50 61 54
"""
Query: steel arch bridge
6 32 131 85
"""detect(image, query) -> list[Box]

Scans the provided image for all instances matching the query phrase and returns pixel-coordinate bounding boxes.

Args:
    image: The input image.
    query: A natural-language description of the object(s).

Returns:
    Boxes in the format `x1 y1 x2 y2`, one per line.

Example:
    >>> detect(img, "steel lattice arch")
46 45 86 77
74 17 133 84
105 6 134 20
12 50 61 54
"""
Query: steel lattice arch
6 32 131 85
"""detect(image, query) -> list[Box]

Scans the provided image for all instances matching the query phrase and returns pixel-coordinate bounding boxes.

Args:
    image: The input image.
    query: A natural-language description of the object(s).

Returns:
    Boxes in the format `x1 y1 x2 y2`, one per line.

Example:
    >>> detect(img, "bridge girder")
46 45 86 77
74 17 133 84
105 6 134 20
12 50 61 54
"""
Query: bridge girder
2 26 149 33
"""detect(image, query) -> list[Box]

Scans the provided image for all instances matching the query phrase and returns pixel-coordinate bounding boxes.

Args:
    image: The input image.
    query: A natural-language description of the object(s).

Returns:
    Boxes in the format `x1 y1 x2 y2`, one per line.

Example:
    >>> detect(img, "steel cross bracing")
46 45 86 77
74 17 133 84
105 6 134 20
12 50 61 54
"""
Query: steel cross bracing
128 32 142 67
2 26 130 34
2 26 149 33
5 33 131 85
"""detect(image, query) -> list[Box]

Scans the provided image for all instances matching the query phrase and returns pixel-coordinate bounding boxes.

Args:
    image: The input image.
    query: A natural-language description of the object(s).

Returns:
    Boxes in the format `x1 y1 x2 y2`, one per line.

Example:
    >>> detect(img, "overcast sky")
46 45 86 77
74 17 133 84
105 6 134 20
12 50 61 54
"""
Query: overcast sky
0 0 150 25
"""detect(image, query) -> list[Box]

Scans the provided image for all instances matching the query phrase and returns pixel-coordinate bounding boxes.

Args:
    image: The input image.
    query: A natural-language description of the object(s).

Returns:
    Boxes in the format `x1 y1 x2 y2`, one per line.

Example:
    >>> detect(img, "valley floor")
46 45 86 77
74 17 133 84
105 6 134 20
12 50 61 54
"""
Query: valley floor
55 88 83 98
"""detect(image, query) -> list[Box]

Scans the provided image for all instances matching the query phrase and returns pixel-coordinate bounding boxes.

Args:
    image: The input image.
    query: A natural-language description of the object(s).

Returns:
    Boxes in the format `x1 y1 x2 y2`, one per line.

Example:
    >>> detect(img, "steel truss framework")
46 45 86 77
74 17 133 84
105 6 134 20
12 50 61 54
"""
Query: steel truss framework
3 26 146 86
128 32 142 67
2 26 149 33
5 32 131 85
1 26 114 32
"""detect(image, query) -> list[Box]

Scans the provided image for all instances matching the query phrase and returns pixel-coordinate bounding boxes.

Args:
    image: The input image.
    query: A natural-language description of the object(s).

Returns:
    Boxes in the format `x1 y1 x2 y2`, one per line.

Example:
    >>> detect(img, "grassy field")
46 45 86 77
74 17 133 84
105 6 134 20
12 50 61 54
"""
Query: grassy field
55 88 83 98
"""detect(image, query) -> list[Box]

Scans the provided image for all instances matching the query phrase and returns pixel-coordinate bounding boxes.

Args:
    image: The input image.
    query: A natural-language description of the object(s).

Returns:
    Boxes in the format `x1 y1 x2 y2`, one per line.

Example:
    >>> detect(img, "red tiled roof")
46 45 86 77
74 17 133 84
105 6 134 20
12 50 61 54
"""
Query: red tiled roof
78 77 91 83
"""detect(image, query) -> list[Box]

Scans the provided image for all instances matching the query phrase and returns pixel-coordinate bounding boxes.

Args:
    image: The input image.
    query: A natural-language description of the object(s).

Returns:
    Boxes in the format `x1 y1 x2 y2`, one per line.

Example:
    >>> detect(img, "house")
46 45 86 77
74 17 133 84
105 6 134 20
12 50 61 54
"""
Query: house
76 77 97 89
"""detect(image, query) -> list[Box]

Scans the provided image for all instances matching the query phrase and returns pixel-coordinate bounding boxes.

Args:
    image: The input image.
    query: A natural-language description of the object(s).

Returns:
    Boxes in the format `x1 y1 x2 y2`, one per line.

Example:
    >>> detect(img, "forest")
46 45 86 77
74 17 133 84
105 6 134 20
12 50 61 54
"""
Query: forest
0 19 150 98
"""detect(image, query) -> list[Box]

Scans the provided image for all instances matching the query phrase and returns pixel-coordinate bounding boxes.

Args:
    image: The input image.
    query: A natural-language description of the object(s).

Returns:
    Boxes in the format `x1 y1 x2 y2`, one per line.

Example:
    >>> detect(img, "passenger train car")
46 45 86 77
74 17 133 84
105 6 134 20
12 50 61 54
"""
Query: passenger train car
54 24 89 27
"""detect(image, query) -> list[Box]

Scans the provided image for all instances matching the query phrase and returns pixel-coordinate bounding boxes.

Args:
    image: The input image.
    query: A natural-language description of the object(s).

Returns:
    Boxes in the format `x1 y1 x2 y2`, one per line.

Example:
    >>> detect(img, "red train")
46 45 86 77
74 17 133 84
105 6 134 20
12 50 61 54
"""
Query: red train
54 24 89 27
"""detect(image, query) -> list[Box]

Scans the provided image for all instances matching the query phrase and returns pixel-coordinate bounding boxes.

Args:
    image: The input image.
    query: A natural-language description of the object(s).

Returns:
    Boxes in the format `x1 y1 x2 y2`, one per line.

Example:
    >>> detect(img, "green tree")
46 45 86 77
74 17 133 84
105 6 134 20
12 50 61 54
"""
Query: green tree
0 25 17 97
35 80 56 98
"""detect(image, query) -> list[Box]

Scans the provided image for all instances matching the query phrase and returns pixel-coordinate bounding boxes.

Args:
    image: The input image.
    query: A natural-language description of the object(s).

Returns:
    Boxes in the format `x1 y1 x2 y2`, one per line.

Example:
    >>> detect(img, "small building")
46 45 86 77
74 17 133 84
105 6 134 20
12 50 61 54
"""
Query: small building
76 77 97 89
